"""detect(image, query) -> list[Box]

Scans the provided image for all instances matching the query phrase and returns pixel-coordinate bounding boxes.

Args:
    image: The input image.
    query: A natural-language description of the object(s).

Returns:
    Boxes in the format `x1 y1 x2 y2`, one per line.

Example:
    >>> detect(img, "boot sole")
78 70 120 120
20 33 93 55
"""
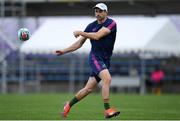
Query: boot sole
105 111 120 118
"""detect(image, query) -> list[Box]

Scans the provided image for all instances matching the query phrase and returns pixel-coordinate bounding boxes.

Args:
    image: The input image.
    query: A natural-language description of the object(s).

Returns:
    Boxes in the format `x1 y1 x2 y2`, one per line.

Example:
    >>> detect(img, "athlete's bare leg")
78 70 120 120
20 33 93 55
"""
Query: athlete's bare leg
98 69 120 118
98 69 111 101
75 77 98 100
62 77 98 117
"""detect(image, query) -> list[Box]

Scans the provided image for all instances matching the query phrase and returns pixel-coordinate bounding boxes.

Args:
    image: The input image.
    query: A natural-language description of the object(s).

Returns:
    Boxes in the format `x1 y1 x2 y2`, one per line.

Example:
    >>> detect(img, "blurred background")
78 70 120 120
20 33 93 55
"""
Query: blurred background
1 0 180 95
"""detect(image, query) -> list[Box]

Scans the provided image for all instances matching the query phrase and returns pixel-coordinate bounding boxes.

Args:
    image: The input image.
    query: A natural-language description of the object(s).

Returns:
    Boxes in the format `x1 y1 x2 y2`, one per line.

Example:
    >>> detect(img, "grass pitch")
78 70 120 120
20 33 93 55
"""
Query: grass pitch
0 93 180 120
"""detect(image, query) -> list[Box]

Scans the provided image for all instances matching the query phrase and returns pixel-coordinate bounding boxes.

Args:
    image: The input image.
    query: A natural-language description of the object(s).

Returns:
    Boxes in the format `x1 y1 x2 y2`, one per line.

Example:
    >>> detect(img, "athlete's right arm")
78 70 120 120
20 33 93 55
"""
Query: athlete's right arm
55 36 86 56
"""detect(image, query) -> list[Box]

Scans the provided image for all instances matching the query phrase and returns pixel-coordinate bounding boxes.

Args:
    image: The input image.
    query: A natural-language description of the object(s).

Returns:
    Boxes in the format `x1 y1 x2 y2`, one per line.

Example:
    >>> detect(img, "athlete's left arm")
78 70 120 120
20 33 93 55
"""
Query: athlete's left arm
74 27 110 40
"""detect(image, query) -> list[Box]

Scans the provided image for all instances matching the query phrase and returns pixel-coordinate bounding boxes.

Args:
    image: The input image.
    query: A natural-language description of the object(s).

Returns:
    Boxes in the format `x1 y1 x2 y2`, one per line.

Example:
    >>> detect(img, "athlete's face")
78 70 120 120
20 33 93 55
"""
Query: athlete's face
94 8 107 21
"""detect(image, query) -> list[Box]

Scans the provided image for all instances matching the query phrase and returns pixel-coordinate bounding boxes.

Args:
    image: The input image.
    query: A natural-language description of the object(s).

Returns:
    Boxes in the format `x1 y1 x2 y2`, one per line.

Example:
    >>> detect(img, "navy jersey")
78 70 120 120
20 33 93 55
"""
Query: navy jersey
84 17 117 60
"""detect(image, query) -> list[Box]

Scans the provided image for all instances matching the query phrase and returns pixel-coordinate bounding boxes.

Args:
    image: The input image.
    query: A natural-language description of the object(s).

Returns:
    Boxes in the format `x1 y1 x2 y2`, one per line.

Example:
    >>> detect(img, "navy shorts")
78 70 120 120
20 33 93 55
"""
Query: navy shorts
89 52 110 83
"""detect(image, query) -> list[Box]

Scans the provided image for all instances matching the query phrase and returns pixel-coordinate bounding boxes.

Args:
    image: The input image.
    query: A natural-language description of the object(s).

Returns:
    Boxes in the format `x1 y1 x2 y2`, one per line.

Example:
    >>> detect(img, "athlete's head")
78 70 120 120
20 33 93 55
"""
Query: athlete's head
93 3 108 22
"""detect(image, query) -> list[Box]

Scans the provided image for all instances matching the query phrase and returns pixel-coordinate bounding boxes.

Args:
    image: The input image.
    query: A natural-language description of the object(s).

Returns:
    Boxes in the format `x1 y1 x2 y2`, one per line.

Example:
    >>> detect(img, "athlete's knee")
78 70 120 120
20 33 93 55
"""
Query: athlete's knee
103 76 112 85
84 87 93 93
107 76 112 82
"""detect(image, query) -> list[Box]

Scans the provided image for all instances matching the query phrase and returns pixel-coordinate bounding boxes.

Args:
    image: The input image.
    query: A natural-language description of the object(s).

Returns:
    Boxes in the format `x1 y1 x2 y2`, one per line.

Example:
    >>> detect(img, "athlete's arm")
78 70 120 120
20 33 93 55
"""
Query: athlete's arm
74 27 110 40
55 36 86 56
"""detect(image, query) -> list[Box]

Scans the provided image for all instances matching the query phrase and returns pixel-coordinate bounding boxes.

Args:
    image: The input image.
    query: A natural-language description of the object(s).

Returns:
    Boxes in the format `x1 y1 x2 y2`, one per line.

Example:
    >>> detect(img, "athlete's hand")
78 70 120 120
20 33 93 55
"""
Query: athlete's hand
73 31 82 38
55 50 64 56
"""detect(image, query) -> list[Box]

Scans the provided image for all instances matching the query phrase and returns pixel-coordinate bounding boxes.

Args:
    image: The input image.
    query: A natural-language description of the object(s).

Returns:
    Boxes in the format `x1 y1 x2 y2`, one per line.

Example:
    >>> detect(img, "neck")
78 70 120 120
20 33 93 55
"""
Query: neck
98 17 107 24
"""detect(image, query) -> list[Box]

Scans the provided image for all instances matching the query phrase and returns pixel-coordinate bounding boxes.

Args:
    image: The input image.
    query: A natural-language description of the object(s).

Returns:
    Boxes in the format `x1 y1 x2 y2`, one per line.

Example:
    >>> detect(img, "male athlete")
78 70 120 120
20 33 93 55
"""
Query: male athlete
55 3 120 118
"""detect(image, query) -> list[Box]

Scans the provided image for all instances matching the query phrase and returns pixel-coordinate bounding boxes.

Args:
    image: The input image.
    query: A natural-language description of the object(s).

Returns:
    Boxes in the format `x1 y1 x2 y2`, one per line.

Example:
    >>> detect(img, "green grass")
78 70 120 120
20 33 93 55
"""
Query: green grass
0 93 180 120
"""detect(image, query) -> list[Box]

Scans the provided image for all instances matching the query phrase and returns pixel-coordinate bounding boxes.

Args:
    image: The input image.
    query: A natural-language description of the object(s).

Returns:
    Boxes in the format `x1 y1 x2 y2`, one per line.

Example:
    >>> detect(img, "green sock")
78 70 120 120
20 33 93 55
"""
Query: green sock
104 103 110 110
69 96 79 107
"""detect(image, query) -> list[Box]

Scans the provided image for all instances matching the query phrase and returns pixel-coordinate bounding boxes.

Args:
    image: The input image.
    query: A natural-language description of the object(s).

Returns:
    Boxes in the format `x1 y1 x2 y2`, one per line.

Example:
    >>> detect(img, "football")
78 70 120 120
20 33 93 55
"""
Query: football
18 28 30 41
